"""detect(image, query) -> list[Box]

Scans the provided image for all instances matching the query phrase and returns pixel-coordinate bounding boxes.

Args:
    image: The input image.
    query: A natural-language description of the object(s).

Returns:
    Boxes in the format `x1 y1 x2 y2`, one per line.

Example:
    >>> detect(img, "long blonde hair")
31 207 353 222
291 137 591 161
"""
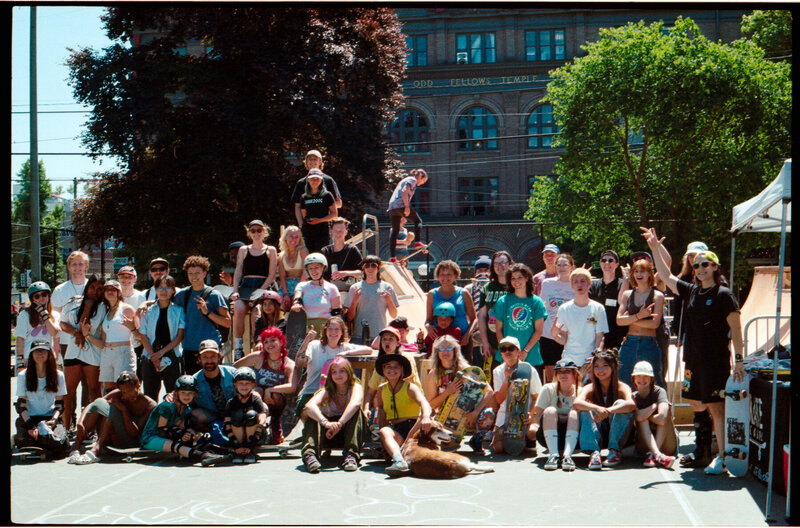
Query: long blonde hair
430 335 469 373
279 225 306 254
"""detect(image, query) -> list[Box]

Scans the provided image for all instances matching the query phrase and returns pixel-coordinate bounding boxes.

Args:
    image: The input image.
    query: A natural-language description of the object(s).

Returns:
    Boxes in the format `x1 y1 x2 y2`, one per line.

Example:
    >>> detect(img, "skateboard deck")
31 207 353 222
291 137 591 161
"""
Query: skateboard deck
502 361 533 456
106 446 159 463
12 446 47 462
718 374 751 477
284 309 308 360
482 353 493 382
258 438 302 458
436 366 489 442
399 241 433 263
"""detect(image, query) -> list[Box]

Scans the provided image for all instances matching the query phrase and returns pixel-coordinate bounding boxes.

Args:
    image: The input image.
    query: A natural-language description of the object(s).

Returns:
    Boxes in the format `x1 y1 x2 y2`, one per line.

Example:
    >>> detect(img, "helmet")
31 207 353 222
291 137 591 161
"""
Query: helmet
175 375 198 392
234 367 257 383
27 281 51 297
304 252 328 270
433 302 456 318
260 290 282 304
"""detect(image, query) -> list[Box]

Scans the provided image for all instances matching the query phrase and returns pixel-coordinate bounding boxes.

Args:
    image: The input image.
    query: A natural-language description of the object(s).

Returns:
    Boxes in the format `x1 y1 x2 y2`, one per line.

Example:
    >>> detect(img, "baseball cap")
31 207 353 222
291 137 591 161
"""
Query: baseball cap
149 257 169 270
388 316 413 331
554 359 579 371
29 339 52 352
542 244 560 254
630 251 653 262
307 168 324 179
248 220 266 228
104 279 122 291
685 241 709 255
474 255 492 270
117 265 137 277
378 326 402 340
228 241 246 252
198 339 220 354
498 336 521 350
600 250 619 262
631 361 654 378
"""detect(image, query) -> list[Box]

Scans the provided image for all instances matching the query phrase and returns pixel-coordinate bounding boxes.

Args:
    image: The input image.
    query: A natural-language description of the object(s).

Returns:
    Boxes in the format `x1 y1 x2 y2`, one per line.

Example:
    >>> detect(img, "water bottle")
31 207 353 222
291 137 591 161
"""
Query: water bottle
158 355 172 372
362 322 370 344
331 264 339 275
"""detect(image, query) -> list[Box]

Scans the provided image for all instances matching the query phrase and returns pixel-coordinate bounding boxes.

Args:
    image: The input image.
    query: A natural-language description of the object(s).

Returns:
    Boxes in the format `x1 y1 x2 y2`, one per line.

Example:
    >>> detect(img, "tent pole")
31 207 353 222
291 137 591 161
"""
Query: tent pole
729 235 736 290
764 198 788 522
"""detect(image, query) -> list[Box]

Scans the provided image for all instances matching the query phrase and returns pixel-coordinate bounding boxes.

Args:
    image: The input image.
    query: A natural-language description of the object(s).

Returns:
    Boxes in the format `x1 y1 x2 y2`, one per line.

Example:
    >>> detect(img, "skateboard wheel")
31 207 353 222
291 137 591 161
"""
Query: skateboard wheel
279 451 287 458
124 456 133 463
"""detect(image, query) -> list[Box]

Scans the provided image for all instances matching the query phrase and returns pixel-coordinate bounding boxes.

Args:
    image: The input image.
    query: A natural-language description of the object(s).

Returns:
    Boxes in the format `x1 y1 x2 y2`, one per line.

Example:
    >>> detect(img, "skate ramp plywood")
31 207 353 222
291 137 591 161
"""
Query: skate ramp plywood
379 262 428 333
739 266 791 354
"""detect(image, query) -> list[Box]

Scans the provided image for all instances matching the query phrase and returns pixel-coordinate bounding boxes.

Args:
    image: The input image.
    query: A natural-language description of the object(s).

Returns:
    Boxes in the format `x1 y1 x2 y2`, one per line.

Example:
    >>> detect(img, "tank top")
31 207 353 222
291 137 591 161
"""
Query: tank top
432 287 469 335
102 306 133 343
381 381 420 421
255 355 288 389
281 251 303 273
242 248 270 276
626 288 655 320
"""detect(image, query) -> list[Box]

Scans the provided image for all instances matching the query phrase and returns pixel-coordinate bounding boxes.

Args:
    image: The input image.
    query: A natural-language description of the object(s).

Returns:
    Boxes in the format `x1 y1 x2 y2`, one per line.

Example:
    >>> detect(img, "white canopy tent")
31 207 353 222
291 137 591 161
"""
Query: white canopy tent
729 158 791 521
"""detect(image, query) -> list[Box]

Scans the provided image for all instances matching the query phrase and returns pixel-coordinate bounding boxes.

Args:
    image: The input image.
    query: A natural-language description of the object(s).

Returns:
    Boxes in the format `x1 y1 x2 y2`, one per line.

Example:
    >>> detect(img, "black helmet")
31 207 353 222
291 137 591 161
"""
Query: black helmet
233 367 257 383
175 375 198 392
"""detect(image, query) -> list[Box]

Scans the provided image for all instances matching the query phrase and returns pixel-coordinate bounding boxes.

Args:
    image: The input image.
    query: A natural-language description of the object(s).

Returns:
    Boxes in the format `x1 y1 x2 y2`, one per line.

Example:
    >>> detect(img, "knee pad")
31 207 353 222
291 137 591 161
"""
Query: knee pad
230 409 245 427
244 410 259 427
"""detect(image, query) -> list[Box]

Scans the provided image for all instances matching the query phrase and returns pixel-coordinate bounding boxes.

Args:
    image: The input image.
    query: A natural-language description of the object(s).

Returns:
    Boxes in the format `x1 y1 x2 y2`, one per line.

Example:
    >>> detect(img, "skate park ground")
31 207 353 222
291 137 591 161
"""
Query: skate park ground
9 376 789 526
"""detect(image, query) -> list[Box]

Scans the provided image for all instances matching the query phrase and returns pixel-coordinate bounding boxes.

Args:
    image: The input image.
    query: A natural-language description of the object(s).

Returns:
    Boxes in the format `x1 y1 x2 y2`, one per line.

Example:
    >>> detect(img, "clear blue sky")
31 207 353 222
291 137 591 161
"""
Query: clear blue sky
11 6 121 200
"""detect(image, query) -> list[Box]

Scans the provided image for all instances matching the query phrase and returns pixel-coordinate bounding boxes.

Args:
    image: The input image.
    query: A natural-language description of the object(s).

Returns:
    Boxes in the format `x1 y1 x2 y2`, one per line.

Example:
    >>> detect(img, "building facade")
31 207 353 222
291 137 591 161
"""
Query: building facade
373 8 748 271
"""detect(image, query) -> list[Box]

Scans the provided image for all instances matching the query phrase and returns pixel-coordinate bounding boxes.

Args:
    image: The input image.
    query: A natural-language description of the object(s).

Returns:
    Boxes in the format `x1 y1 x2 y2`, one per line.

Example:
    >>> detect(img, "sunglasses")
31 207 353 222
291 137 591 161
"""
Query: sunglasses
600 258 617 263
692 261 713 269
436 345 456 352
150 266 167 272
249 228 264 233
363 262 379 268
499 346 517 353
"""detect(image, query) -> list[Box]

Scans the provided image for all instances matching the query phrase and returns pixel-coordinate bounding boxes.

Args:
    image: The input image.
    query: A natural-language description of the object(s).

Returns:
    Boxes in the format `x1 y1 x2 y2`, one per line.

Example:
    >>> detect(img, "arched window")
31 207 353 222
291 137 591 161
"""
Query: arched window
391 109 430 153
457 107 498 151
527 105 558 148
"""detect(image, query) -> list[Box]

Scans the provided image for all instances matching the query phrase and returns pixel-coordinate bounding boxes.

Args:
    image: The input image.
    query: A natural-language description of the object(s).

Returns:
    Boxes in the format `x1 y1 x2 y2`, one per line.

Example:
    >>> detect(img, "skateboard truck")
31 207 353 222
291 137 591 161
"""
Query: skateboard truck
723 448 747 460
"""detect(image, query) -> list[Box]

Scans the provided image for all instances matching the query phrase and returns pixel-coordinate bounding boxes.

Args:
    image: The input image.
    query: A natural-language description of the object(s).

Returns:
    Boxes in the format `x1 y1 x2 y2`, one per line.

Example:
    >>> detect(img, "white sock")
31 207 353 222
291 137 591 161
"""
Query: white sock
544 431 559 456
563 430 579 457
392 452 404 463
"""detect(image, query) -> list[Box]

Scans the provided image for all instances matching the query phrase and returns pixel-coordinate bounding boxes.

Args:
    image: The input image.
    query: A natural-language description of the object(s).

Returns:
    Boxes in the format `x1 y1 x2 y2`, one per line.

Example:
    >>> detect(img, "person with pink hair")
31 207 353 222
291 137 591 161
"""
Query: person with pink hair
234 327 296 444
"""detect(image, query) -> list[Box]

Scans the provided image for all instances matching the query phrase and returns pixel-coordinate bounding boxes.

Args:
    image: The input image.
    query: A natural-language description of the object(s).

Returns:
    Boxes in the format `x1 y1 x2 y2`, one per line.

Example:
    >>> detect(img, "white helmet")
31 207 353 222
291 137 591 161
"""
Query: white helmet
304 253 328 270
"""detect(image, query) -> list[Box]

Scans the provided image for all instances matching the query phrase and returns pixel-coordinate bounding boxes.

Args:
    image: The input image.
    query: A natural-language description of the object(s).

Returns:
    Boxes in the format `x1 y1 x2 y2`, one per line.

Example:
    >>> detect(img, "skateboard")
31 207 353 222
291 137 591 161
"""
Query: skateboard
258 438 302 458
213 285 234 301
435 366 489 443
502 361 534 456
11 446 47 462
105 445 158 463
398 241 433 264
284 309 308 360
716 374 752 477
482 353 493 383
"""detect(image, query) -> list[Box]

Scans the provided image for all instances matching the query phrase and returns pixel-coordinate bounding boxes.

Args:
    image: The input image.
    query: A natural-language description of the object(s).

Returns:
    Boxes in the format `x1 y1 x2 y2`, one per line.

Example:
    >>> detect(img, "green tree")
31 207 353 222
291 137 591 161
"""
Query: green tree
66 7 407 268
526 17 791 283
741 10 792 63
12 159 67 287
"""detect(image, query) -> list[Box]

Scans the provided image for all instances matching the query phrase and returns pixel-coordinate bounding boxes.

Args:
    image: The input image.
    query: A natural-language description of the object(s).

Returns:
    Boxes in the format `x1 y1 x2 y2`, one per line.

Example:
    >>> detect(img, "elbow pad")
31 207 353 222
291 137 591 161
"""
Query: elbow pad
331 308 343 317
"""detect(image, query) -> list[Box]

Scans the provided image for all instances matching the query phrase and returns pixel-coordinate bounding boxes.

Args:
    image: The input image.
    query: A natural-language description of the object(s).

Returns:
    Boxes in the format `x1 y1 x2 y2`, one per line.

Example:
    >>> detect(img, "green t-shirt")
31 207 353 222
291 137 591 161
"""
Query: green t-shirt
491 293 547 365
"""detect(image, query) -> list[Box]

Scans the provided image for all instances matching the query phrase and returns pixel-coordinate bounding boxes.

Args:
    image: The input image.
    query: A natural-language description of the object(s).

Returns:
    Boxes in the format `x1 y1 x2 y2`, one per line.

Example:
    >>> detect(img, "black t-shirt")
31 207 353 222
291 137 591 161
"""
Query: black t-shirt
291 174 341 204
300 192 335 234
154 306 171 348
589 277 626 349
206 374 228 413
675 279 739 366
225 392 268 416
321 243 363 281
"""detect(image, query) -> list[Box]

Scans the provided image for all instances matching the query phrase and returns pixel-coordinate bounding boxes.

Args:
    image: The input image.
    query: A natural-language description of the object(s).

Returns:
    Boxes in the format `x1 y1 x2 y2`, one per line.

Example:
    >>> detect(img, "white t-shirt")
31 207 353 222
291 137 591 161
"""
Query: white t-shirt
16 369 68 417
51 279 87 345
539 278 575 339
492 361 542 428
555 300 609 366
300 340 360 396
14 309 61 360
296 280 341 319
534 382 576 416
123 289 146 347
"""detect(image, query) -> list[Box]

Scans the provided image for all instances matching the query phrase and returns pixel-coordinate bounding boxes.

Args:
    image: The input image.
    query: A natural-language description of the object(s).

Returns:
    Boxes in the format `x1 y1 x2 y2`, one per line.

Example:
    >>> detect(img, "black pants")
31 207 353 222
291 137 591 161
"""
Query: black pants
302 225 331 254
183 349 201 376
142 350 183 401
389 207 422 257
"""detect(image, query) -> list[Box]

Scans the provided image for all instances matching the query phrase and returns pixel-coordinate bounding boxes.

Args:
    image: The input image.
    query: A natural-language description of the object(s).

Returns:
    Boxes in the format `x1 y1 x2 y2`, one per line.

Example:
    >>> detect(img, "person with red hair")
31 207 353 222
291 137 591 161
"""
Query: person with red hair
234 327 297 444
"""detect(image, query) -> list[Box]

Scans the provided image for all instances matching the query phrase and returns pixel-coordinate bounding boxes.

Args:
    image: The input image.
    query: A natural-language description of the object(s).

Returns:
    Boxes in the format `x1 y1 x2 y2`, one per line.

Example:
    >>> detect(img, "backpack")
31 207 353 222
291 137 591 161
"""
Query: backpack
181 286 230 344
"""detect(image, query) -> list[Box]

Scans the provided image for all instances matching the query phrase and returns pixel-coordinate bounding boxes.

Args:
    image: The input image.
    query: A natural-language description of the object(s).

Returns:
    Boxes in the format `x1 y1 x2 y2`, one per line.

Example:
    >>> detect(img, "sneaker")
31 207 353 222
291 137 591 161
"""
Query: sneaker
412 242 427 249
603 449 622 467
704 456 727 475
561 455 576 472
588 451 603 470
303 452 321 474
342 454 359 472
244 453 257 464
200 452 226 467
389 257 399 263
386 458 411 478
643 452 657 467
657 453 676 469
232 455 244 465
544 453 560 471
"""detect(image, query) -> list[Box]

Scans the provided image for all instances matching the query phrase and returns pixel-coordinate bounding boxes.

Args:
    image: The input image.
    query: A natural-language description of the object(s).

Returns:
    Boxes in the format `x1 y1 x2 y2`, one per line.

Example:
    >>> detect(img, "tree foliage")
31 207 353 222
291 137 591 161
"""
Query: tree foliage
741 10 792 63
526 17 792 277
66 7 407 262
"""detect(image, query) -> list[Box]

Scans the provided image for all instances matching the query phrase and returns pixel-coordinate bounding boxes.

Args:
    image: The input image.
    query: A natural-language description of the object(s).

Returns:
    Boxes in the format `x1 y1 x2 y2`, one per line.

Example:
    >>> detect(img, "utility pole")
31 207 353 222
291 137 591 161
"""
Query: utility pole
29 6 41 281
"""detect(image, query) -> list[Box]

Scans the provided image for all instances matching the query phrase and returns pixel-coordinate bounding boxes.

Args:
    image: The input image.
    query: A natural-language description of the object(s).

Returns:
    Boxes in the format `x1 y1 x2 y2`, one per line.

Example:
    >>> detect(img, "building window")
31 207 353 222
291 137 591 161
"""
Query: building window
525 30 565 61
527 105 558 148
457 107 499 151
405 36 428 67
412 187 430 216
456 33 496 64
458 177 499 216
391 109 430 153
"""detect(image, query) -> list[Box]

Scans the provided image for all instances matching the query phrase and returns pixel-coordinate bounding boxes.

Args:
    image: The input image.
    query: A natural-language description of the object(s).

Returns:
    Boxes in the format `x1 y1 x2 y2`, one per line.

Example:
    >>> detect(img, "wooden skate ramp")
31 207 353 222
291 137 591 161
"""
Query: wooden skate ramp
739 266 791 354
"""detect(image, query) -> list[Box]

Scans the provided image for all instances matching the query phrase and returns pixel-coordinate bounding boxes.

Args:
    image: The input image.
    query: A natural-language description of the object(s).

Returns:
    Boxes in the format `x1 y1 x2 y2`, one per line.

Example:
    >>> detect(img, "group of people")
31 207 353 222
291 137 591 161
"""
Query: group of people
13 155 744 478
